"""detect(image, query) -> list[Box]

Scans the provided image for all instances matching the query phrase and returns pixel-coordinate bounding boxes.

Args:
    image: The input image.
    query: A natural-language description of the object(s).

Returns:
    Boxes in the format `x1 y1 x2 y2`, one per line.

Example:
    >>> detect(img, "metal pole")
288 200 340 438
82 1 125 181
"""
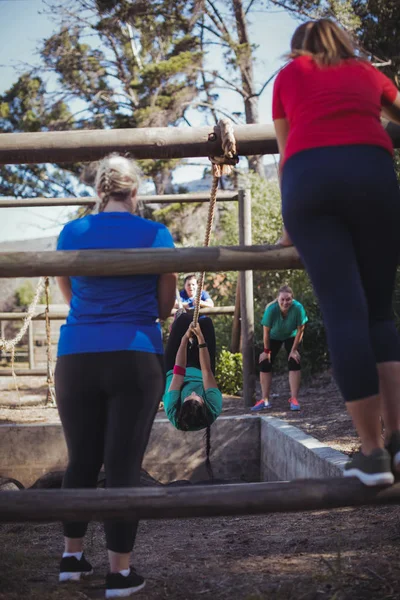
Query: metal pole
238 189 255 407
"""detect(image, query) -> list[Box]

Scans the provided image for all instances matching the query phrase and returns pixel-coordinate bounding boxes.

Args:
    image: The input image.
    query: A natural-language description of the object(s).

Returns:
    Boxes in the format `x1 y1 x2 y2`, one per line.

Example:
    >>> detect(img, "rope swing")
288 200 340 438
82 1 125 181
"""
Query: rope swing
0 276 56 407
192 119 239 327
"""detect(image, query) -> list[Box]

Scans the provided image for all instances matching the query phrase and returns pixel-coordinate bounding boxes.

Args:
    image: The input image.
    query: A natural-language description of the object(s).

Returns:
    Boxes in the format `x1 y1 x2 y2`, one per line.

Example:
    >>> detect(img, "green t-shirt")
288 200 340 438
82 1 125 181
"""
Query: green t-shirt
261 299 308 341
162 366 223 431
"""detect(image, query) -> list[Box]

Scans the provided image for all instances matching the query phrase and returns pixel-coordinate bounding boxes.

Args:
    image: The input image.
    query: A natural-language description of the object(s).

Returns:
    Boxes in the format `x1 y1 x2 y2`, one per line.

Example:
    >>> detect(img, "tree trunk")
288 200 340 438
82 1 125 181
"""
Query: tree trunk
153 165 175 195
232 0 265 178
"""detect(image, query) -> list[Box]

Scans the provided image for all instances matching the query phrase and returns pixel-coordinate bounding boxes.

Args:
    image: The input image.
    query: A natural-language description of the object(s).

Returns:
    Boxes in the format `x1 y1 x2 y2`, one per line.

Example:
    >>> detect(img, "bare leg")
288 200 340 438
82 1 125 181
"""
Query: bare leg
64 538 83 553
346 395 383 455
377 362 400 442
260 372 272 401
289 371 301 399
108 550 130 573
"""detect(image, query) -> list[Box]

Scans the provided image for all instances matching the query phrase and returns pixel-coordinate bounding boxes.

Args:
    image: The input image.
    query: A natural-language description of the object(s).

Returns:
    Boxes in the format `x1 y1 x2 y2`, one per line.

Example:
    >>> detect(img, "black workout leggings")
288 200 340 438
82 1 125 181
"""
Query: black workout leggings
259 337 301 373
282 145 400 402
55 350 164 553
165 313 216 374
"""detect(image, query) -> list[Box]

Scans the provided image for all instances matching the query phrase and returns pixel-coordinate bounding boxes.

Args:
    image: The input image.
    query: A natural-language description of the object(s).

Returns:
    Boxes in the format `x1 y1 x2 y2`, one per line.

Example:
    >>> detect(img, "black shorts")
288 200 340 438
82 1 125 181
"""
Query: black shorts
259 337 301 373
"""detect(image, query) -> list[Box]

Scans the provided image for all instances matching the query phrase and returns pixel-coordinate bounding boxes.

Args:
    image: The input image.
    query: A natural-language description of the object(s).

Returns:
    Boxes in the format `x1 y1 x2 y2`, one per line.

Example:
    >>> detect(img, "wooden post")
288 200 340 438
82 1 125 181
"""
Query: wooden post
230 279 241 353
238 189 255 407
28 322 35 369
0 320 4 362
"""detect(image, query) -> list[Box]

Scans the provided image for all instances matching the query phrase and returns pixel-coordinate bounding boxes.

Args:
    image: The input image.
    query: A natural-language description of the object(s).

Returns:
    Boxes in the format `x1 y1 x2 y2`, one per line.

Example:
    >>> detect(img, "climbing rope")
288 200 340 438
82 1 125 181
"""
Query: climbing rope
0 276 56 407
192 119 239 327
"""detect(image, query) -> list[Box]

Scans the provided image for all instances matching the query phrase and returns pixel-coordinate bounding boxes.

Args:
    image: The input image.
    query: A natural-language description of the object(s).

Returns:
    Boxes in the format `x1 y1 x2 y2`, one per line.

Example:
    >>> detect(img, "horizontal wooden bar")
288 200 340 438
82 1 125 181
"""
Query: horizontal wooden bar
0 306 235 321
0 478 399 522
0 191 238 209
0 368 48 377
0 246 302 277
0 124 277 164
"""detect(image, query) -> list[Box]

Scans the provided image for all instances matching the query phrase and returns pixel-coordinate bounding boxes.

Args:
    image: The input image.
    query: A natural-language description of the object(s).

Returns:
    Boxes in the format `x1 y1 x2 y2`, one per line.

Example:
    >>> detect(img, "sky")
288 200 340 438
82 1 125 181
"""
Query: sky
0 0 298 243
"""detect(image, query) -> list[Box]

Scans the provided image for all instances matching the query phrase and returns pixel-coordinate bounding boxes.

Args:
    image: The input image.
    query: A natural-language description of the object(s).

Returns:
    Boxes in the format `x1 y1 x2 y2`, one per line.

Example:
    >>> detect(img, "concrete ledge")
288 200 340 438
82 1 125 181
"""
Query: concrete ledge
0 416 260 487
260 416 348 481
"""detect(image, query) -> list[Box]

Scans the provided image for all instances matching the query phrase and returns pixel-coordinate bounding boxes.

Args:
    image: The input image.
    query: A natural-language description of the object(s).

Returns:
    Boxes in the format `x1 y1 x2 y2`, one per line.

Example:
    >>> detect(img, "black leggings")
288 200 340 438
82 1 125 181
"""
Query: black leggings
165 313 216 374
282 145 400 402
55 350 164 553
259 337 301 373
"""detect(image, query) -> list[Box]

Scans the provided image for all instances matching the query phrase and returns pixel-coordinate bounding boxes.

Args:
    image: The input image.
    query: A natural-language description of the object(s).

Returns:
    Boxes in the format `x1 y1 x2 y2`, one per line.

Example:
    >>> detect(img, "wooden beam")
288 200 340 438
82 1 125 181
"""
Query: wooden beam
0 368 48 377
0 478 400 522
0 246 302 278
0 306 235 321
0 191 238 209
0 124 277 165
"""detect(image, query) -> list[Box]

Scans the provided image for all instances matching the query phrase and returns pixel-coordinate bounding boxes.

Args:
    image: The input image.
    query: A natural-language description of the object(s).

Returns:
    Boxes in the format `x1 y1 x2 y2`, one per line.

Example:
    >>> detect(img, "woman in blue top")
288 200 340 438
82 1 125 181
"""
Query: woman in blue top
177 273 214 312
251 285 308 413
55 154 176 598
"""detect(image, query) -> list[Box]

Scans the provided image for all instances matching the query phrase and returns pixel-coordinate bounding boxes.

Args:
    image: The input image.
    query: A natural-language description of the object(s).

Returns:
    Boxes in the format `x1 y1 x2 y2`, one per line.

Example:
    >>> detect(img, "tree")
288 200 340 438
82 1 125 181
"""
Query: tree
0 0 205 196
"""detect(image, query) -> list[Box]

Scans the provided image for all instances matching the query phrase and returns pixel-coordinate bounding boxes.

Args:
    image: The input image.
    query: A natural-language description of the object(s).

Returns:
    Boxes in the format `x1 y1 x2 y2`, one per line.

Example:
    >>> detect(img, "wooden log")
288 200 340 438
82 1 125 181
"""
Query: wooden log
230 279 241 354
1 478 400 522
0 246 302 278
238 190 256 407
0 306 235 321
0 124 277 165
0 191 238 209
0 368 48 377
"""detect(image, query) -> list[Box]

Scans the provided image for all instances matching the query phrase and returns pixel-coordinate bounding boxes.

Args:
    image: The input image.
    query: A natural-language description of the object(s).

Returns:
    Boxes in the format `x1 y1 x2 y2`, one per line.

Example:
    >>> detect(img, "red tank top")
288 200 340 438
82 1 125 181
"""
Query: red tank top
272 56 398 164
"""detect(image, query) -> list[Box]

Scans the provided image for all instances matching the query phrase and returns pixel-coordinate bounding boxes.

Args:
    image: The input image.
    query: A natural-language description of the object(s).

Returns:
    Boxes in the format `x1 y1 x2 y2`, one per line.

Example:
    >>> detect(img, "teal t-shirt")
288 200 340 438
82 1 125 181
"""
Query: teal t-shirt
162 366 223 431
261 299 308 341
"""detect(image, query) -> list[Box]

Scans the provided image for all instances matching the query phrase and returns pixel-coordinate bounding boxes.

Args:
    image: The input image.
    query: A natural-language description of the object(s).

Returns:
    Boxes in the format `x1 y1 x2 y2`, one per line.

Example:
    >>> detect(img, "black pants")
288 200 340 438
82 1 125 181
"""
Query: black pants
282 145 400 402
55 350 164 553
165 313 216 374
259 337 301 373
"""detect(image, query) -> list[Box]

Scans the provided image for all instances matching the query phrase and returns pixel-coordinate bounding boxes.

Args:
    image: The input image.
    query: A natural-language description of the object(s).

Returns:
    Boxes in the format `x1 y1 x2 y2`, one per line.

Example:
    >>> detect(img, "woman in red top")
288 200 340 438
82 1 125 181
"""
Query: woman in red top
273 19 400 486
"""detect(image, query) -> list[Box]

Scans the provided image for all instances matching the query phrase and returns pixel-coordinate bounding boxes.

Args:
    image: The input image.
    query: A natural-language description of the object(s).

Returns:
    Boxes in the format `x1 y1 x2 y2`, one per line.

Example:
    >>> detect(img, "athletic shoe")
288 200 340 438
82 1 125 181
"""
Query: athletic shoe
289 397 300 411
386 430 400 473
344 448 394 486
105 570 145 598
250 399 271 412
59 554 93 582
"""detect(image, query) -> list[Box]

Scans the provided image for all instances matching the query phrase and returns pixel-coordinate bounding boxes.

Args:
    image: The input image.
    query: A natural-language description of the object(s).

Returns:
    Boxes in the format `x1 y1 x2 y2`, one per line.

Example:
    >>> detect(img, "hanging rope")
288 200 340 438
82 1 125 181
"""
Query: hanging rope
0 277 46 403
192 119 239 327
44 277 56 407
0 276 56 407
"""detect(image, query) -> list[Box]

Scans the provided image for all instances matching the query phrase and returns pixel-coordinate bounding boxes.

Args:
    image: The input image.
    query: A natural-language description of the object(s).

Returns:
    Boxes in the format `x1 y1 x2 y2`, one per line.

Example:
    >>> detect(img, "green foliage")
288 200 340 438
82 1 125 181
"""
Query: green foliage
15 282 36 307
14 281 50 308
216 349 243 395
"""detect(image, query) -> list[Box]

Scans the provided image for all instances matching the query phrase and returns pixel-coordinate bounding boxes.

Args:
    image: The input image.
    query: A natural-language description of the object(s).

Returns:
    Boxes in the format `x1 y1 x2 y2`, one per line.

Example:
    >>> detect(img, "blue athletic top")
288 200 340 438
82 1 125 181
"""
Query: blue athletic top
179 289 211 309
56 212 175 357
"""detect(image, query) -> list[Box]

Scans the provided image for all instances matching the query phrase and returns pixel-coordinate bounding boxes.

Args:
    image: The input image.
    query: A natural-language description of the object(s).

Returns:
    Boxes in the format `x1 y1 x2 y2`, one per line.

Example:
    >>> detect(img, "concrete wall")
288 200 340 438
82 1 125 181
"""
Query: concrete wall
260 416 348 481
0 416 260 488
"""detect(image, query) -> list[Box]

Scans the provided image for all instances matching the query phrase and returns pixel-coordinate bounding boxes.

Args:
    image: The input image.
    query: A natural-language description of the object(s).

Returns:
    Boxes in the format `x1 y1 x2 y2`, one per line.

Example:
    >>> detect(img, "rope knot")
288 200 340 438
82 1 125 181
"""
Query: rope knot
209 118 239 178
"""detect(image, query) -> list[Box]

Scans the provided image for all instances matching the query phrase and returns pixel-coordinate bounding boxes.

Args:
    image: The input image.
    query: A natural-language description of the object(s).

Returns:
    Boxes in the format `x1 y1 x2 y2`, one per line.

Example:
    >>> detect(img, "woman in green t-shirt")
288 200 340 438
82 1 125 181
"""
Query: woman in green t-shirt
163 313 222 431
251 285 308 413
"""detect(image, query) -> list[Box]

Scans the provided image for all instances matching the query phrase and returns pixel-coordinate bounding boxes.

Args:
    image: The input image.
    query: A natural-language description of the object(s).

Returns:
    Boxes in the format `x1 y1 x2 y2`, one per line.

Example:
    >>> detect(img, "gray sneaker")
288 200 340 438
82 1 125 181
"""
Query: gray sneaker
344 448 394 486
386 431 400 473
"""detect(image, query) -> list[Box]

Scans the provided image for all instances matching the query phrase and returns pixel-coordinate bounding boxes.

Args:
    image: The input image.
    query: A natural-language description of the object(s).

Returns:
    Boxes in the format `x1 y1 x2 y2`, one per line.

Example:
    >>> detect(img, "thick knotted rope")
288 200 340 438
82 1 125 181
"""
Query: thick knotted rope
192 119 239 327
0 276 55 407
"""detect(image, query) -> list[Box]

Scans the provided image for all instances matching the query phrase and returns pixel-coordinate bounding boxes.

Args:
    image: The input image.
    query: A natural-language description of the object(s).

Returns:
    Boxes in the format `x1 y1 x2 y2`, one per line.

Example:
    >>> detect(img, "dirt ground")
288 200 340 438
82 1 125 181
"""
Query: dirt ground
0 372 397 600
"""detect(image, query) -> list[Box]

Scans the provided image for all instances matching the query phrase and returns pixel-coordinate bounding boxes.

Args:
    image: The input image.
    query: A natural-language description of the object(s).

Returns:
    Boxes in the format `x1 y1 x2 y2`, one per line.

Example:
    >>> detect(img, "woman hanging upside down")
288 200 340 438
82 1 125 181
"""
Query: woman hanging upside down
163 313 222 431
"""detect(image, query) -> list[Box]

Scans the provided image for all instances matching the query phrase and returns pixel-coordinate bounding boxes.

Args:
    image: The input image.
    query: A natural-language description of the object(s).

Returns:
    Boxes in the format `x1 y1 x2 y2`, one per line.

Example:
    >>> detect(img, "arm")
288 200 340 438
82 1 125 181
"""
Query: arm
192 324 218 390
289 325 306 363
158 273 178 320
56 276 72 305
199 297 214 308
168 333 189 392
273 118 293 247
382 91 400 126
259 325 271 364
